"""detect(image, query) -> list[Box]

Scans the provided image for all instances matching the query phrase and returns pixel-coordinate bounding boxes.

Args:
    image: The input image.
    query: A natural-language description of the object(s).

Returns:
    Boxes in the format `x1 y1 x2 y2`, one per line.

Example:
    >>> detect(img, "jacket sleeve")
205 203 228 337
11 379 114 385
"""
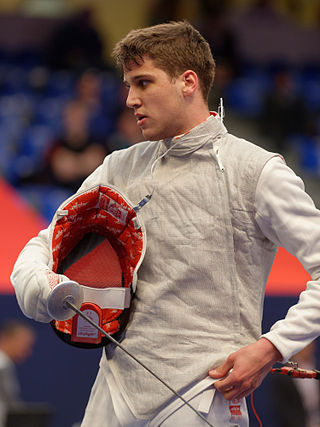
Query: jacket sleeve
10 159 112 323
254 156 320 360
10 228 65 322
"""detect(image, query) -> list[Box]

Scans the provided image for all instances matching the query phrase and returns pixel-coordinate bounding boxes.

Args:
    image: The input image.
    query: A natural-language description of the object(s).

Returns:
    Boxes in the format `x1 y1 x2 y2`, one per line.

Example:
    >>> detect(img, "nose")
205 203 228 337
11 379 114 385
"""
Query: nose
126 87 141 109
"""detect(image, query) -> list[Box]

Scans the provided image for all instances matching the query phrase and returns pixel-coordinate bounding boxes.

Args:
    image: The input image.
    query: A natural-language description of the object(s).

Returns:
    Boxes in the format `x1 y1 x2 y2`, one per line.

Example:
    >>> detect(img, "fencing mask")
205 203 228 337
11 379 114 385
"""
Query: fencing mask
49 184 146 348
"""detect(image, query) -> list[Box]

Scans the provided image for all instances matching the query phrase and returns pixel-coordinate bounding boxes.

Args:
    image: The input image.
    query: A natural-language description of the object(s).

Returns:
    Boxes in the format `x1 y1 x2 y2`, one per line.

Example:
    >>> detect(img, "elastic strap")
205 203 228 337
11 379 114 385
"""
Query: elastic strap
81 286 131 310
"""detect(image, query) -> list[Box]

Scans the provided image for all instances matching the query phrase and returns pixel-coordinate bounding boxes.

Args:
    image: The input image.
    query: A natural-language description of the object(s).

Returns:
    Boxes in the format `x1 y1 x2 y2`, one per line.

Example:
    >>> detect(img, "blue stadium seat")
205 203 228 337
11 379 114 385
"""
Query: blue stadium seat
225 74 271 117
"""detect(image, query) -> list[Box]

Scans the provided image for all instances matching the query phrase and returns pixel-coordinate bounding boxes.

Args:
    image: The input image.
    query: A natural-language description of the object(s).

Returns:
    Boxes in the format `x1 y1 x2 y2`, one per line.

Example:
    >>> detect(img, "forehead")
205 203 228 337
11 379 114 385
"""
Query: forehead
123 55 154 71
123 56 170 82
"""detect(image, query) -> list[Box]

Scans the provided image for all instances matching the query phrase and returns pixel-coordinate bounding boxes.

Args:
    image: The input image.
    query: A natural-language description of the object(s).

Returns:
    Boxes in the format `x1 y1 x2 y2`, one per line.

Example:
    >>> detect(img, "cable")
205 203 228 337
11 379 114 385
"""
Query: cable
218 98 225 123
134 138 182 212
250 392 262 427
270 365 320 379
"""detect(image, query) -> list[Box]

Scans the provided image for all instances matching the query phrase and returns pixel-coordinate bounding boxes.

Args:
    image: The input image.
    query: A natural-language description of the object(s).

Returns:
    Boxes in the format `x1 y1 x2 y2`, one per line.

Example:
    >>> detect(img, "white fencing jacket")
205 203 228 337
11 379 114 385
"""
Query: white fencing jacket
11 114 320 418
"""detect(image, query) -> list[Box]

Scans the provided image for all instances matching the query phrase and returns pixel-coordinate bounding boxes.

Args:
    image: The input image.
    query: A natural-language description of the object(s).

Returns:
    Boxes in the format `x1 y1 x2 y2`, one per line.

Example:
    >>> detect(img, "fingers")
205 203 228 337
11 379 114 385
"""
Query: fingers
213 368 257 401
209 358 234 379
214 375 235 400
215 380 254 401
210 340 279 401
209 357 237 400
224 385 254 401
219 385 236 401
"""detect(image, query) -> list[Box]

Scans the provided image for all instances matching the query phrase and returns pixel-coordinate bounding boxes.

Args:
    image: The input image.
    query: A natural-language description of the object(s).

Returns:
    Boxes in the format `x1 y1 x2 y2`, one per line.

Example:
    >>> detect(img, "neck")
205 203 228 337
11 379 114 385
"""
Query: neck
183 101 210 133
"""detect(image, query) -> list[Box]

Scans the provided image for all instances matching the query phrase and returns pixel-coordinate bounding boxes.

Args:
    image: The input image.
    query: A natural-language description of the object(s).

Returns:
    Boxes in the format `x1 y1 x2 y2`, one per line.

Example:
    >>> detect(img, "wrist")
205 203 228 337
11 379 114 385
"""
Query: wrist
259 337 283 363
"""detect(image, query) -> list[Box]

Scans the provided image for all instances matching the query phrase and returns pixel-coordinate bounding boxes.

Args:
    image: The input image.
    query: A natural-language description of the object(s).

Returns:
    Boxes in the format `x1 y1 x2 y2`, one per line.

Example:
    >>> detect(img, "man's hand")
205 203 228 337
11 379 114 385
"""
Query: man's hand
209 338 282 401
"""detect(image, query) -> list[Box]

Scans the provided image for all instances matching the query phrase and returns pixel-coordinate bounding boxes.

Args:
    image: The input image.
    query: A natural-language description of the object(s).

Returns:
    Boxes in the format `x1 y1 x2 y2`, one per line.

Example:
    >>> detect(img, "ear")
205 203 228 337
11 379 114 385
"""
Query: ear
181 70 198 97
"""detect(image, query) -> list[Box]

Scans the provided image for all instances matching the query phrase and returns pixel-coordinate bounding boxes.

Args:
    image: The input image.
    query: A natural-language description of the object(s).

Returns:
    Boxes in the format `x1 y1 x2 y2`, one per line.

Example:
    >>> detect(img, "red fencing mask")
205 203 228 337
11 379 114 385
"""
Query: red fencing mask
50 184 146 348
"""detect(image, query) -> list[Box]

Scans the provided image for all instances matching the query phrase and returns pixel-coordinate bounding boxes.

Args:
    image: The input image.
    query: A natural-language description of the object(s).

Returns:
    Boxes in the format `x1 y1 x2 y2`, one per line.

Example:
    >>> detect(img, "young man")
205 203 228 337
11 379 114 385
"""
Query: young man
11 21 320 426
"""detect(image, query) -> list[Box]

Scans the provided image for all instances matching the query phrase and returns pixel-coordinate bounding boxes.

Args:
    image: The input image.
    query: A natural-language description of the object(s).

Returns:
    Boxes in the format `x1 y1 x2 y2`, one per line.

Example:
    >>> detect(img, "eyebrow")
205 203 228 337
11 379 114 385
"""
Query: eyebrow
123 73 153 86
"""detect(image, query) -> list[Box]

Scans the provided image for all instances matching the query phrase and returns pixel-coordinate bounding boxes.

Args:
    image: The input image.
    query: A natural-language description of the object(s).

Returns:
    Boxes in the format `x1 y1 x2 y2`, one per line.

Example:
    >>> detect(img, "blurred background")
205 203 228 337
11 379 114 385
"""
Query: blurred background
0 0 319 426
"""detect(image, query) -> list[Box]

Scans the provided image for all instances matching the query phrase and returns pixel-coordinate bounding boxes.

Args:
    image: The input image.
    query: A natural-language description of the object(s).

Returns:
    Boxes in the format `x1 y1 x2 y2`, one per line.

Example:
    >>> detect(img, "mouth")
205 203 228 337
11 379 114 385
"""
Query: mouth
135 114 147 127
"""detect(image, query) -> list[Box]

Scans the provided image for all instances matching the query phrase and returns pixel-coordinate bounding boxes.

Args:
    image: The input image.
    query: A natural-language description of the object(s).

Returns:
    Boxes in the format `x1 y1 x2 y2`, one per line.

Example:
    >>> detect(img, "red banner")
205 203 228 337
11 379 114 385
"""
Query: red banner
0 179 47 293
266 246 310 296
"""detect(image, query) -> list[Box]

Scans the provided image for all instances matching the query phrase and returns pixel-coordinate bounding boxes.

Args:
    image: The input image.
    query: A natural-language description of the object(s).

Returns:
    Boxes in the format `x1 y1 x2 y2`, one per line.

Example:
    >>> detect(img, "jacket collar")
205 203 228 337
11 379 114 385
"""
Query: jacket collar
160 112 227 157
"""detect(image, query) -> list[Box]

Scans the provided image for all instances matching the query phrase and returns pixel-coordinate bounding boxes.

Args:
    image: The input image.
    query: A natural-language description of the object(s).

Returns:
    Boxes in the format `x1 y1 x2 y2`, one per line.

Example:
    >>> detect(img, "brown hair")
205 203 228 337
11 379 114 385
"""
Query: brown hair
112 21 215 101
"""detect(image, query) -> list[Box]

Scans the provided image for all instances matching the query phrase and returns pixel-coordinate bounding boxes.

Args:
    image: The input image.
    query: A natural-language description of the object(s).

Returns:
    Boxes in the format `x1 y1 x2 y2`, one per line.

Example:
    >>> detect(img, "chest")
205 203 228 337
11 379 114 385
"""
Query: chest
126 152 227 245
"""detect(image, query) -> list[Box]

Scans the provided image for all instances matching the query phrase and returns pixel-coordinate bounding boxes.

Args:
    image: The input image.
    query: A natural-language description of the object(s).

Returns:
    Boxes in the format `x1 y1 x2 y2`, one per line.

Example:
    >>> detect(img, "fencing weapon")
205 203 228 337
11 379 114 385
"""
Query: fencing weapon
47 280 215 427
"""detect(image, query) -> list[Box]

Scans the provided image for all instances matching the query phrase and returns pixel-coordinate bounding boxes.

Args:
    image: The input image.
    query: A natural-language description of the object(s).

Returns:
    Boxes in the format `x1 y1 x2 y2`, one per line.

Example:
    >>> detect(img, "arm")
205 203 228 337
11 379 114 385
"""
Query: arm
256 157 320 359
11 227 62 323
211 157 320 399
11 161 110 323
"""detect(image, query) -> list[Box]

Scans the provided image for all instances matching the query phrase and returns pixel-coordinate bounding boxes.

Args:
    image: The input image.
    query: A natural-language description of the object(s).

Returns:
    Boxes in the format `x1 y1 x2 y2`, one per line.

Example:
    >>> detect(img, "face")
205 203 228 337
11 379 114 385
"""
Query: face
123 57 190 141
5 328 35 363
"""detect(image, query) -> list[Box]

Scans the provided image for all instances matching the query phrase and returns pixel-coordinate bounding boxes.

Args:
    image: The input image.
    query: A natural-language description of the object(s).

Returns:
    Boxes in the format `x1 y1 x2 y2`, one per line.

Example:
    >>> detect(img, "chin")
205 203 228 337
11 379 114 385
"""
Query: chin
147 136 161 141
143 132 159 141
143 130 173 141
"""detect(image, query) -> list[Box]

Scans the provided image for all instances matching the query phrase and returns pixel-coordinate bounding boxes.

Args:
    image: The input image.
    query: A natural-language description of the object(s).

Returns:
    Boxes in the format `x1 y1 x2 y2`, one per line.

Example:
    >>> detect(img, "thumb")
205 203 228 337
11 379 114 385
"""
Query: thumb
209 358 234 379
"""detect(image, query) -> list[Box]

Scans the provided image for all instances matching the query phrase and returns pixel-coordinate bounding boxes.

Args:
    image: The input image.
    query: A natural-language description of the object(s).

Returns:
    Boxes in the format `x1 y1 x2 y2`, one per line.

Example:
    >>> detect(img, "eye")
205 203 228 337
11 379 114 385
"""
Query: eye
138 79 149 88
